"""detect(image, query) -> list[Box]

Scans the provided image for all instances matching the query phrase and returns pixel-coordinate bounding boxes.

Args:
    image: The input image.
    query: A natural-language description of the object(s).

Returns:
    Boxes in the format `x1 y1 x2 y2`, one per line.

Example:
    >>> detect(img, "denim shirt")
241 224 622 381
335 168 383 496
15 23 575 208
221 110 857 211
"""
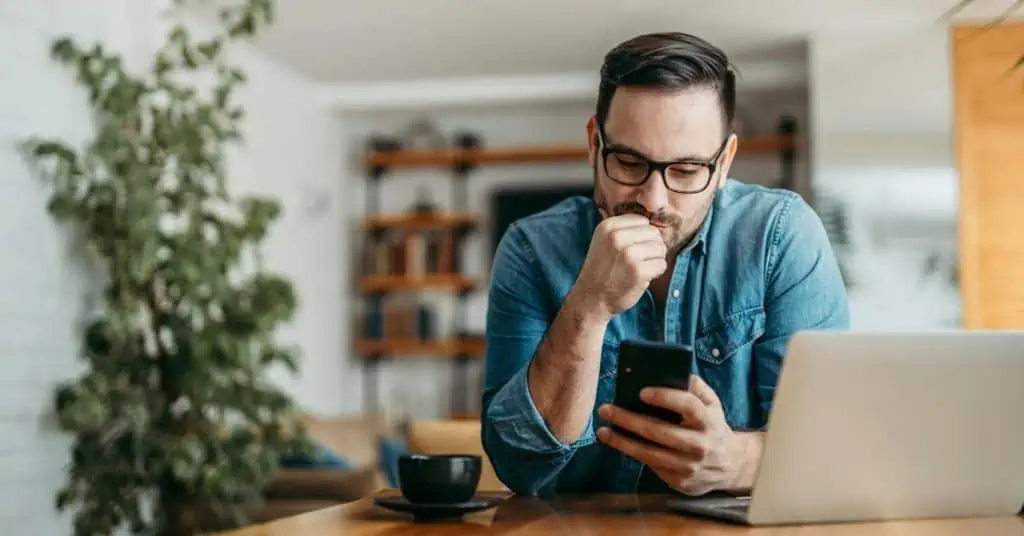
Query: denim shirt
480 179 850 496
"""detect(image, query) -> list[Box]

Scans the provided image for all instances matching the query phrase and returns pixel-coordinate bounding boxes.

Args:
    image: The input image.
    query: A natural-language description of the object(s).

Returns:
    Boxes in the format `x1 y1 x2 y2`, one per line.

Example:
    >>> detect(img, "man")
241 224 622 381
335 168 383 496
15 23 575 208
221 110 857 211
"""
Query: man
480 32 849 497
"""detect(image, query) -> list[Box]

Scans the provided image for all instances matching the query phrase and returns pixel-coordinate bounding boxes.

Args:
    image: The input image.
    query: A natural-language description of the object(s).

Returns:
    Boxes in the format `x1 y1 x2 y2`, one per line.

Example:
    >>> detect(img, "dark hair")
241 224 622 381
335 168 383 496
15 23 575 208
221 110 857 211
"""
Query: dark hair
596 32 736 133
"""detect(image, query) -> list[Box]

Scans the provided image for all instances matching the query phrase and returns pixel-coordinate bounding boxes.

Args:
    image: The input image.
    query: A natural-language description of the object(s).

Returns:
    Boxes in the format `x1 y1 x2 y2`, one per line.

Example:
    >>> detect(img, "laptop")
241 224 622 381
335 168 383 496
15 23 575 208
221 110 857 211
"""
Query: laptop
667 330 1024 526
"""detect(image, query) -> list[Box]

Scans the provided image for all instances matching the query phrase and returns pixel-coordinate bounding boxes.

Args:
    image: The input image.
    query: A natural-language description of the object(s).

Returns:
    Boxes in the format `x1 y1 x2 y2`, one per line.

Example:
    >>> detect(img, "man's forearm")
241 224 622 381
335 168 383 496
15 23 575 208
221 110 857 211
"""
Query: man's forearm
527 286 610 445
728 431 766 492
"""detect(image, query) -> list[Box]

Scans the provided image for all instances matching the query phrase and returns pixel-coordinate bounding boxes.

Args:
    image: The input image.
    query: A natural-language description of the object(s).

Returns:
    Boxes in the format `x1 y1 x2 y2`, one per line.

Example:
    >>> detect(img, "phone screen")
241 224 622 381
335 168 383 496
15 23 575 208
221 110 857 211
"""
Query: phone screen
611 339 693 442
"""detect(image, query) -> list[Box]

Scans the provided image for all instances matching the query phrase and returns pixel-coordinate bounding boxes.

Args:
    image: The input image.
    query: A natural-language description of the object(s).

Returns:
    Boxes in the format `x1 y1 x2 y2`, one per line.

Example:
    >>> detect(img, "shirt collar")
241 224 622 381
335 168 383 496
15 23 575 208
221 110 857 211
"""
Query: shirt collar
682 201 714 257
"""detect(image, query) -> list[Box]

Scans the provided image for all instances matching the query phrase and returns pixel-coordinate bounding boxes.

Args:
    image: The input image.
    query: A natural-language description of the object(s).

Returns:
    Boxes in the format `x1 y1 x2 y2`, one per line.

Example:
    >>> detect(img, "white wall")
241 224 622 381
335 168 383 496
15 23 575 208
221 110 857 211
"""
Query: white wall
215 26 349 417
0 1 342 533
1 4 121 533
810 27 961 330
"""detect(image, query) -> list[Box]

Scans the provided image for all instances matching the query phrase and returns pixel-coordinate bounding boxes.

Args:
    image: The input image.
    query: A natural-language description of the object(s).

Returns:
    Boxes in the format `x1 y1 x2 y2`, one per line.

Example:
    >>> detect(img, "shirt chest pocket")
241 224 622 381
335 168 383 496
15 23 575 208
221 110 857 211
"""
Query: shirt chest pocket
694 307 766 365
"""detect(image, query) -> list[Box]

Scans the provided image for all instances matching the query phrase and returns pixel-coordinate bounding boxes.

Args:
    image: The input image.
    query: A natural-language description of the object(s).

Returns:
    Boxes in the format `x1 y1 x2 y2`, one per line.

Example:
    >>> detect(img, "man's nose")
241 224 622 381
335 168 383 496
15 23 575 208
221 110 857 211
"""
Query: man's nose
634 169 670 210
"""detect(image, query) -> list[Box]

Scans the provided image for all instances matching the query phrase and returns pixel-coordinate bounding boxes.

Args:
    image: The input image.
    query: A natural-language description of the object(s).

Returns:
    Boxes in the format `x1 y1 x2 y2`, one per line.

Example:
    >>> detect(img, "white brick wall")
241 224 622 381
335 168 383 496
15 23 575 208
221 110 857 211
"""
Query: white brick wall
1 1 344 533
2 1 124 532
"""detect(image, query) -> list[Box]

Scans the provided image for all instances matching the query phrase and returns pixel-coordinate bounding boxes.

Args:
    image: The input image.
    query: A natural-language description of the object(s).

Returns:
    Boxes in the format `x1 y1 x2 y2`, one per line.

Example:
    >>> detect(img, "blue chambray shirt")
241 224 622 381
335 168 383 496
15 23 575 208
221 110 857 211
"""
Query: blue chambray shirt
480 179 850 496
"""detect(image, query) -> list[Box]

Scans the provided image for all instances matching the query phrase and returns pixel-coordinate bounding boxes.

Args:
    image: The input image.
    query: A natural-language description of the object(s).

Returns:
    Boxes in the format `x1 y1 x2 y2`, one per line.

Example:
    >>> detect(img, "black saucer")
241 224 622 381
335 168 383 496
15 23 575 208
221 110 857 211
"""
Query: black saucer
372 492 505 521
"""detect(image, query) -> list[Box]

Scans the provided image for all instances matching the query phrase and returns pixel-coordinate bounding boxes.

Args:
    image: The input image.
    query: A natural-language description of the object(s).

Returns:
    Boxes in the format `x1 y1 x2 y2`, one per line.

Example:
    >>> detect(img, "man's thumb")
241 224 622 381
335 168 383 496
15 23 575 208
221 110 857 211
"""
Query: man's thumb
689 374 721 407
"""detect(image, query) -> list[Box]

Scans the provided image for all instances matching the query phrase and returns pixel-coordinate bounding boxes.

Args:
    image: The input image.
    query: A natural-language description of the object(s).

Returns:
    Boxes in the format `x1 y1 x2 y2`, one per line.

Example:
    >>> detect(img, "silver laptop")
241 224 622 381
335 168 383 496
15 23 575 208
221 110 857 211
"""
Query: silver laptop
667 330 1024 525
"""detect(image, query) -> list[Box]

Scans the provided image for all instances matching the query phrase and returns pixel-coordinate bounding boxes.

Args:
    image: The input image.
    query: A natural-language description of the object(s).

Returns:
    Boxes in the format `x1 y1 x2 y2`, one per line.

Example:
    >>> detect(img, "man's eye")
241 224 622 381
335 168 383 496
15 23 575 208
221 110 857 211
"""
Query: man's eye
613 154 645 167
669 163 704 175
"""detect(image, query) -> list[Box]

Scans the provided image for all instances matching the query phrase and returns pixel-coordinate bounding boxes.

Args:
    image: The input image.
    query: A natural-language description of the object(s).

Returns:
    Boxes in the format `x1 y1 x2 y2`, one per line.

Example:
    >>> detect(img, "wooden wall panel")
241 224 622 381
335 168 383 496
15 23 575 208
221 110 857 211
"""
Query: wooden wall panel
952 23 1024 328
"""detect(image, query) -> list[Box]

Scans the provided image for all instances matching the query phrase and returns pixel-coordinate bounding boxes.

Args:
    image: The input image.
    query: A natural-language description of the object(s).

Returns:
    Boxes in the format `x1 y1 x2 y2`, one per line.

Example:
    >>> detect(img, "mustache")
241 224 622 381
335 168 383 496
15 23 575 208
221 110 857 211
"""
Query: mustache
607 201 679 226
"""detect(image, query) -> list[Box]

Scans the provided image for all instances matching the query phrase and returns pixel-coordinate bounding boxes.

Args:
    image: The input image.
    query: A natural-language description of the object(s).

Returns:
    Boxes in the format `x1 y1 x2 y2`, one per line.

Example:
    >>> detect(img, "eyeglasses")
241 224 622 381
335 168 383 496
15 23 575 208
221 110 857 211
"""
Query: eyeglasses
596 126 729 194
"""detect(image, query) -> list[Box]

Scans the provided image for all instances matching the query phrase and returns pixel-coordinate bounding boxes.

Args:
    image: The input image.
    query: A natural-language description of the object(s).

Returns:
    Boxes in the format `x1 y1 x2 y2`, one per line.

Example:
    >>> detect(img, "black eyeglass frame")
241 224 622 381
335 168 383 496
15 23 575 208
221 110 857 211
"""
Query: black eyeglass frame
596 124 731 194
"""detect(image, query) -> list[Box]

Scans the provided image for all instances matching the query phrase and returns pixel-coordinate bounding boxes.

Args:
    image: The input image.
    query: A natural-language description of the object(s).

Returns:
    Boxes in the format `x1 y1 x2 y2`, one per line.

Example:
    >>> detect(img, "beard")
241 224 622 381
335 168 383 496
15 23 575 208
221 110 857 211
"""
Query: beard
593 166 715 252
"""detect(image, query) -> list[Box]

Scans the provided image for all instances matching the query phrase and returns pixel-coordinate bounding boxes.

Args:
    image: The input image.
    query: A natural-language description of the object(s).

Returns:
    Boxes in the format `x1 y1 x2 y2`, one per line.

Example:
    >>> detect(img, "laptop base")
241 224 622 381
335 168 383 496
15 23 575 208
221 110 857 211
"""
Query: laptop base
666 496 752 525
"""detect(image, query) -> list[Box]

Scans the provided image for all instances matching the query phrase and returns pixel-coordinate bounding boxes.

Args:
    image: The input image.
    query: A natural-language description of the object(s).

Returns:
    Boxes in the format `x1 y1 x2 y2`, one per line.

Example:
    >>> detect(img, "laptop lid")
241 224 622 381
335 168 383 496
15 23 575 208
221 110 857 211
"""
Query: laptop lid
747 331 1024 525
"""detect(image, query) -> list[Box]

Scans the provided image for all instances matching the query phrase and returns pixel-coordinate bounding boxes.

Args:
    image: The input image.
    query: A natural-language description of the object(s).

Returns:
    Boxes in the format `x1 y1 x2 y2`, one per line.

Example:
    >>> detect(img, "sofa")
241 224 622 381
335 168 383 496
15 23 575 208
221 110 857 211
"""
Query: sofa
248 412 505 524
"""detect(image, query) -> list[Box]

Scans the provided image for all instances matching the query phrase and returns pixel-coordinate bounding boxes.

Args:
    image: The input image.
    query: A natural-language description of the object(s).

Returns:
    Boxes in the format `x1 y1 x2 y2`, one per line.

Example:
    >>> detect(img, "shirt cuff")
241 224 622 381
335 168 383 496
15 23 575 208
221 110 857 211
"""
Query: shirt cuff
486 364 596 456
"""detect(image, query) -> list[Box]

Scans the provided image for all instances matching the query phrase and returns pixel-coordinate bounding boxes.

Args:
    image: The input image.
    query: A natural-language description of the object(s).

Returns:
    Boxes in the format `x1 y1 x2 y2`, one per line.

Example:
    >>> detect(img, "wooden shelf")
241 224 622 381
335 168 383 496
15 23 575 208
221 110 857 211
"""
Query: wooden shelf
363 212 477 231
365 145 586 169
356 338 486 358
363 134 796 170
359 274 475 293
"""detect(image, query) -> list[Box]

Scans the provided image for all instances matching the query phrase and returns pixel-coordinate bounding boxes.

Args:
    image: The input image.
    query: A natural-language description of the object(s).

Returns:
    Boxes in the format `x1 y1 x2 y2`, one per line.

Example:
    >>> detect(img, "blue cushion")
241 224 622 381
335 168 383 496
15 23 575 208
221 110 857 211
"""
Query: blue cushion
377 435 409 487
280 442 352 470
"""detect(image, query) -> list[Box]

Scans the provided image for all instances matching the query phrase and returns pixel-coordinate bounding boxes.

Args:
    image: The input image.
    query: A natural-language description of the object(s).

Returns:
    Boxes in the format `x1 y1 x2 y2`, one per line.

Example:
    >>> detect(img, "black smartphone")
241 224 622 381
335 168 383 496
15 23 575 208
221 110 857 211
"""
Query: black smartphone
611 339 693 443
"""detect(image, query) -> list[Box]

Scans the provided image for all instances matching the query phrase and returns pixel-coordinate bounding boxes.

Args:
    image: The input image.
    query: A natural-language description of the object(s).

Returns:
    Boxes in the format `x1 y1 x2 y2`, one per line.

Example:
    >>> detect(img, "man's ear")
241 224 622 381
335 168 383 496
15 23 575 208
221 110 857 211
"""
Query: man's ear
585 115 599 168
716 133 739 190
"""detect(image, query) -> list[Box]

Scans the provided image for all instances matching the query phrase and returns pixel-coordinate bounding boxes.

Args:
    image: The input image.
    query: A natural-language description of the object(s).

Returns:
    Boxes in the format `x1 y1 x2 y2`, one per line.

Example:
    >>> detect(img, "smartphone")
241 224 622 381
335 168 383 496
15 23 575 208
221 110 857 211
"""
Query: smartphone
611 339 693 443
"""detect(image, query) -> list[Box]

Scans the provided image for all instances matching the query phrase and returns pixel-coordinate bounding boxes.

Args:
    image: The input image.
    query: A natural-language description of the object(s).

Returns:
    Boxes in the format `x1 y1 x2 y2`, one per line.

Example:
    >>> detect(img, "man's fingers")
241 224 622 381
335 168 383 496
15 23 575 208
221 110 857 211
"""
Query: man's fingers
600 213 653 231
609 223 664 249
622 242 668 281
639 258 669 280
596 427 689 472
598 404 707 459
688 374 722 408
624 241 667 262
640 387 711 430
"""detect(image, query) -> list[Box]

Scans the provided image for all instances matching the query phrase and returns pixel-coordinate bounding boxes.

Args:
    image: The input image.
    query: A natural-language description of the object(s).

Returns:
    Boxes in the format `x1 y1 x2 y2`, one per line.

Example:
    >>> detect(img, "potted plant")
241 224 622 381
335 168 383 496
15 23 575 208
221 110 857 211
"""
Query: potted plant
23 0 313 534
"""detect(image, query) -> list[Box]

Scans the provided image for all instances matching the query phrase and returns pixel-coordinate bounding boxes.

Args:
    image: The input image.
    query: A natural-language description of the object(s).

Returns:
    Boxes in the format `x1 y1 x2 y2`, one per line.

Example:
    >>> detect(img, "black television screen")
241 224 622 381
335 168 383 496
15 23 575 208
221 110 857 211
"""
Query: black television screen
489 183 593 259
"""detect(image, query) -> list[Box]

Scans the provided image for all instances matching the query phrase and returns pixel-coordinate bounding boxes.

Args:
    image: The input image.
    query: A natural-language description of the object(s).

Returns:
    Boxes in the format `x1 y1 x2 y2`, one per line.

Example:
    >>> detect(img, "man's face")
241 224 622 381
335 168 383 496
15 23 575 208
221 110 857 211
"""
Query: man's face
587 86 737 252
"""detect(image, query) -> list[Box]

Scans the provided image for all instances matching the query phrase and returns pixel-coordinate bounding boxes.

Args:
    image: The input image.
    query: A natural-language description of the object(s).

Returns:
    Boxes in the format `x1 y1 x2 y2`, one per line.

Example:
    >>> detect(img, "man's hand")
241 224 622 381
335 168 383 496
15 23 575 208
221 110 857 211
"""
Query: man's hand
574 210 667 318
596 375 762 495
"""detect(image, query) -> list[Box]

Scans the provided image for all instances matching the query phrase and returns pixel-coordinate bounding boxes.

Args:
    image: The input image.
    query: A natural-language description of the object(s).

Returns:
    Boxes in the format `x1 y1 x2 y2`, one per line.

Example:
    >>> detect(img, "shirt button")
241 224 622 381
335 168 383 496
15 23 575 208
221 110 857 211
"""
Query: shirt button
711 348 721 358
671 289 680 299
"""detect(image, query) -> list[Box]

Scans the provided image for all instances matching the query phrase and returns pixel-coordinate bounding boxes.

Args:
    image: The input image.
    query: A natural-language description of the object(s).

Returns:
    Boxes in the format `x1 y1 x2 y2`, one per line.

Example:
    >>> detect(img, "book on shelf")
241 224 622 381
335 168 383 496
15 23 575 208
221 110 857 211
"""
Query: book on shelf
361 296 437 342
363 229 458 277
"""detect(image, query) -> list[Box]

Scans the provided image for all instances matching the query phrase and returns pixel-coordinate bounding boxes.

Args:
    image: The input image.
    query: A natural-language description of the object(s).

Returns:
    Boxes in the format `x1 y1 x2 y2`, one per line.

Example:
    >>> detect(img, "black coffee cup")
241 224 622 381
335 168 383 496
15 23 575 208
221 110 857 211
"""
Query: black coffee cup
397 454 482 504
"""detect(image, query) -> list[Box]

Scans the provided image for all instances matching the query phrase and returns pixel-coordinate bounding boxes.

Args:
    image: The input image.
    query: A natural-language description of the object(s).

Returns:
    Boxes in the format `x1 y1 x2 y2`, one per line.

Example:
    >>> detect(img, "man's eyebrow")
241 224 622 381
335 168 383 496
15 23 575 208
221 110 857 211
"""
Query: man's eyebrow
605 141 710 162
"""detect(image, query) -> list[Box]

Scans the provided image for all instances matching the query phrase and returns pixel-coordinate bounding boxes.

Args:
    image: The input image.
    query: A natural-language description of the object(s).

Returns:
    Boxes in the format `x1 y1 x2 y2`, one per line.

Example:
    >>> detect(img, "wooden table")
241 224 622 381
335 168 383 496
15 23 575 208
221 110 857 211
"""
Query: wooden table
221 491 1024 535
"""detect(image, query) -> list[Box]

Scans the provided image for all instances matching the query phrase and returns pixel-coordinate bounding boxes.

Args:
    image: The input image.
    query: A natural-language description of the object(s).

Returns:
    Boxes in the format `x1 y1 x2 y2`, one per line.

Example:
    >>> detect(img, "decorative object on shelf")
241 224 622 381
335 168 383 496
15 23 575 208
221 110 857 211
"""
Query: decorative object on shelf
369 135 404 154
400 117 449 150
21 1 315 534
412 184 438 214
453 130 483 150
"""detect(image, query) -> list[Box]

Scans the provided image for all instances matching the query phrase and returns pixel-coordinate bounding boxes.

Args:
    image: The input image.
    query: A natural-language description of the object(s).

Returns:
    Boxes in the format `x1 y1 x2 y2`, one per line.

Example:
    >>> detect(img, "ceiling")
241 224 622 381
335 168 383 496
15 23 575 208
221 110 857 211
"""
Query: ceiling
220 0 1018 84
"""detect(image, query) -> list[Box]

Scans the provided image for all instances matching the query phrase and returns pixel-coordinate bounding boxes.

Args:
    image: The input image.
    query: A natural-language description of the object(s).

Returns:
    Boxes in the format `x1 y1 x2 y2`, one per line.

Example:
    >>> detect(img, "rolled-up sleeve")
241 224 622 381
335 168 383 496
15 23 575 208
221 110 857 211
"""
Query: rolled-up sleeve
481 223 592 496
754 195 851 422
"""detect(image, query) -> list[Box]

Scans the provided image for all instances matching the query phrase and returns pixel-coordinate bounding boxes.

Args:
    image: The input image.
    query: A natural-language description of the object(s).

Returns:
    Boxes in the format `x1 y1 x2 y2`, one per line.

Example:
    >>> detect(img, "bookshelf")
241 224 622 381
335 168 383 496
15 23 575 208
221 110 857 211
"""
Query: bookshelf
358 132 488 419
356 119 801 419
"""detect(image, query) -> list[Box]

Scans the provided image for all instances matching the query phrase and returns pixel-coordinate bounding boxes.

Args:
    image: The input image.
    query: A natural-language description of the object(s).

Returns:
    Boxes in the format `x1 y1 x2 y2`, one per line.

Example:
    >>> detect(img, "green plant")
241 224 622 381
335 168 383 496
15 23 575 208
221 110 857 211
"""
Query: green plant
23 0 314 534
